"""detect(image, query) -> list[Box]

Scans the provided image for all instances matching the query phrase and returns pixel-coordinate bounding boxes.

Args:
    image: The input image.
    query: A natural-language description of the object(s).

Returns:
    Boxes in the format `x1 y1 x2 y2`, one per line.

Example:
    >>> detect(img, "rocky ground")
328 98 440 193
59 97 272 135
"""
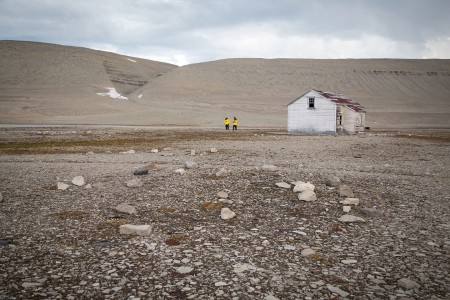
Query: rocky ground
0 127 449 300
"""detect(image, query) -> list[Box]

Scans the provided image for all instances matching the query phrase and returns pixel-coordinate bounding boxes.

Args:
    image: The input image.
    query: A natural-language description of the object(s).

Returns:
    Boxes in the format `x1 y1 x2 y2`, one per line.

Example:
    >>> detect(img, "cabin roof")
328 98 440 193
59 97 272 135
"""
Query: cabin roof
288 89 366 113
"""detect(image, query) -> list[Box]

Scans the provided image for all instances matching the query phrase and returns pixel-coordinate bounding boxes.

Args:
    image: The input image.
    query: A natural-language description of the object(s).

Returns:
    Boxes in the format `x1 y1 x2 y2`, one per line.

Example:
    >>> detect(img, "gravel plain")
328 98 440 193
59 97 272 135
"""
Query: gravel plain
0 127 449 300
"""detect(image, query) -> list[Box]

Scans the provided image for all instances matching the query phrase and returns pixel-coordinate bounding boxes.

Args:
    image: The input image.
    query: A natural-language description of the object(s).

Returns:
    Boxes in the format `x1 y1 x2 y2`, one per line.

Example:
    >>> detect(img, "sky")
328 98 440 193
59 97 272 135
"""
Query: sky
1 0 449 65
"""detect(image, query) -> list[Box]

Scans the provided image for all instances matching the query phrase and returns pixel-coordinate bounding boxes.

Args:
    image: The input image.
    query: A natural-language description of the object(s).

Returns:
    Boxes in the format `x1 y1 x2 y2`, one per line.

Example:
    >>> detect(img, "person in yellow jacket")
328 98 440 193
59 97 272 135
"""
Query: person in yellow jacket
232 117 238 130
224 117 230 130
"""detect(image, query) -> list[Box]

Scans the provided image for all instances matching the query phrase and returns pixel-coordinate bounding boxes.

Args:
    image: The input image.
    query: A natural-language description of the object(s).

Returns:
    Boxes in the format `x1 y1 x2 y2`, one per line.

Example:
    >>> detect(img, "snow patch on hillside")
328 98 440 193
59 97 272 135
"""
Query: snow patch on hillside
127 58 137 62
96 88 128 100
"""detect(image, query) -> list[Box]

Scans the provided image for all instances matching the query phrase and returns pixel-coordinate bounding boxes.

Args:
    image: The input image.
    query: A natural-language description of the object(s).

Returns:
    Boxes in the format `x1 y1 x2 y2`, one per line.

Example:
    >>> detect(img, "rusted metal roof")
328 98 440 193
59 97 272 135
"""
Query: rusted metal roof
316 90 366 112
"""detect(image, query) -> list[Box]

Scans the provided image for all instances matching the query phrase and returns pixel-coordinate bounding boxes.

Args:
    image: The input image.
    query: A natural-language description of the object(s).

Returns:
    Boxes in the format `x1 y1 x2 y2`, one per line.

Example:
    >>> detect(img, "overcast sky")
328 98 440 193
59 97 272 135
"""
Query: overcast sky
1 0 449 65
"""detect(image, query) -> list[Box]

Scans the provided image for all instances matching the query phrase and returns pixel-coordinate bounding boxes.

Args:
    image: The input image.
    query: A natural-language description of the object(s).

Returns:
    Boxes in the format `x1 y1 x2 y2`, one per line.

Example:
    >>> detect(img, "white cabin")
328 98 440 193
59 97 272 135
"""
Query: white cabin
288 89 366 134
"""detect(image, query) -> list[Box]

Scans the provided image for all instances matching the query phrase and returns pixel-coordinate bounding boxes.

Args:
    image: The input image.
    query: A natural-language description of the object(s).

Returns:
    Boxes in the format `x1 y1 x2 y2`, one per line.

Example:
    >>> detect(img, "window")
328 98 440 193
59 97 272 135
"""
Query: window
308 97 315 108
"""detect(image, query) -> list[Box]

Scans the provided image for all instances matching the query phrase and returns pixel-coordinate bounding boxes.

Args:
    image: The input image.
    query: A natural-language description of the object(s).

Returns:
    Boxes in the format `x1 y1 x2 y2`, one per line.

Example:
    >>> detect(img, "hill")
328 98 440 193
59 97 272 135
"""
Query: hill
1 41 449 128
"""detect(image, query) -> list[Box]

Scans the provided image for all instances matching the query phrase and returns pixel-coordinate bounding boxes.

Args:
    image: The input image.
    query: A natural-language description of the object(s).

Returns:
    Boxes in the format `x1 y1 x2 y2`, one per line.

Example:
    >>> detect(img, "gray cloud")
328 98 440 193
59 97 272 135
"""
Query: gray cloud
1 0 449 64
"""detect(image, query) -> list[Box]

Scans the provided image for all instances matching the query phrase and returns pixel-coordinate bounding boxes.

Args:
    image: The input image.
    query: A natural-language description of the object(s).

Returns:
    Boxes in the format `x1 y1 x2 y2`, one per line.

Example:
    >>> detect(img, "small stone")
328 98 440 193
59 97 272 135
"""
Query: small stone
115 203 137 215
119 224 152 236
293 182 315 192
341 259 357 264
327 284 349 297
298 190 317 201
398 278 420 289
57 182 70 190
126 178 143 188
214 281 228 287
372 193 382 200
261 164 278 171
175 266 194 274
338 215 366 223
151 149 159 153
215 168 229 177
339 185 354 197
133 166 149 175
343 206 351 213
85 184 92 189
184 161 197 169
72 176 85 186
120 149 135 154
284 245 296 250
325 175 340 187
22 282 41 288
190 150 196 156
221 208 236 220
175 168 186 175
275 182 291 189
0 192 2 202
217 191 228 199
86 151 95 155
264 295 280 300
210 148 218 153
340 198 360 205
360 207 383 217
301 248 315 256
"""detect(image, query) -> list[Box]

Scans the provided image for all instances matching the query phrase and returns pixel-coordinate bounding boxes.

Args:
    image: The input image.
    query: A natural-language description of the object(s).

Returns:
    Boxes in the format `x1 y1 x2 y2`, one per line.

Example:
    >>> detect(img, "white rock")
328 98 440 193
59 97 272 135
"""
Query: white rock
120 149 135 154
298 190 317 201
284 245 296 250
126 178 143 188
22 282 41 288
221 208 236 220
341 259 357 264
175 266 193 274
57 182 70 190
217 191 228 199
343 206 351 212
261 164 278 171
115 203 137 215
151 149 158 153
175 168 186 175
398 278 420 289
290 180 305 186
292 230 307 236
301 248 316 256
210 148 218 153
215 168 229 177
85 184 92 189
293 182 315 192
185 161 197 169
327 284 349 297
214 281 228 287
275 182 291 189
119 224 152 236
338 214 366 223
340 198 360 205
190 150 196 156
264 295 280 300
71 176 85 186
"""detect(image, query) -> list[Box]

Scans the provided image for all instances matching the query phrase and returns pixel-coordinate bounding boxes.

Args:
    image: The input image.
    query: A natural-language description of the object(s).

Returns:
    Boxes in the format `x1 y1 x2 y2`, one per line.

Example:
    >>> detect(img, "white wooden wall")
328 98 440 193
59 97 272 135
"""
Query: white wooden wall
288 90 336 134
341 108 365 134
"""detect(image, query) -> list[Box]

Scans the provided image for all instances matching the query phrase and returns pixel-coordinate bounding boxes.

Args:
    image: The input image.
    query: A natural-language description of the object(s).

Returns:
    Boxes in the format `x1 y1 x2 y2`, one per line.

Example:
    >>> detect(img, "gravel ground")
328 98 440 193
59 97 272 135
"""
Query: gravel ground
0 127 449 300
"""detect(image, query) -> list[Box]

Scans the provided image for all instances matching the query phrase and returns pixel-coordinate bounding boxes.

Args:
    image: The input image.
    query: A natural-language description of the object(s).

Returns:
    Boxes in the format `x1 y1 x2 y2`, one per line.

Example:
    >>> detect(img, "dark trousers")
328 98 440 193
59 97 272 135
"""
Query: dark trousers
233 125 237 130
225 124 229 130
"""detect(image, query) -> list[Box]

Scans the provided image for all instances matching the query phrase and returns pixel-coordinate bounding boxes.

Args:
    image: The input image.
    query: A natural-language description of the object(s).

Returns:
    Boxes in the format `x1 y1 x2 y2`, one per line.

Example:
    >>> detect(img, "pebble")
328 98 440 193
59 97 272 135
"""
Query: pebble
120 149 135 154
133 166 149 175
301 248 315 256
341 259 358 264
57 182 70 190
340 198 360 205
71 176 85 186
126 178 143 188
360 207 383 217
175 266 194 274
210 148 218 153
275 182 291 189
325 175 340 187
293 182 315 192
119 224 152 236
217 191 229 199
338 215 366 223
343 206 351 212
221 208 236 220
261 164 278 171
151 149 159 153
298 190 317 201
327 284 349 297
398 278 420 289
175 168 186 175
115 203 137 215
184 161 197 169
215 168 229 177
214 281 228 287
339 185 354 197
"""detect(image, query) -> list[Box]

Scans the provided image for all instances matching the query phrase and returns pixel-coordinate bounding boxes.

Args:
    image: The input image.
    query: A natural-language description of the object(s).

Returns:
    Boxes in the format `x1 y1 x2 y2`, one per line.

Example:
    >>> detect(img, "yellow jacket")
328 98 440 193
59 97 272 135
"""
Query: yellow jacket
233 119 238 125
224 118 230 125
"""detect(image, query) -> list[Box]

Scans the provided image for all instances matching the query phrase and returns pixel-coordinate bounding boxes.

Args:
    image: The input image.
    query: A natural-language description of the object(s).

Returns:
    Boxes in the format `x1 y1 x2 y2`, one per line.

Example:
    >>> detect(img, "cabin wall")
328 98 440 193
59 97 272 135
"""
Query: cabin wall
341 107 366 134
288 91 336 134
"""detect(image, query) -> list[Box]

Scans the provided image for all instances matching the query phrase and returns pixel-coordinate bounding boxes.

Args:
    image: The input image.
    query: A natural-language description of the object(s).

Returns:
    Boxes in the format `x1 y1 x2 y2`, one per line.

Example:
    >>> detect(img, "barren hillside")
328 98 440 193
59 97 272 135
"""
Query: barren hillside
1 41 449 128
